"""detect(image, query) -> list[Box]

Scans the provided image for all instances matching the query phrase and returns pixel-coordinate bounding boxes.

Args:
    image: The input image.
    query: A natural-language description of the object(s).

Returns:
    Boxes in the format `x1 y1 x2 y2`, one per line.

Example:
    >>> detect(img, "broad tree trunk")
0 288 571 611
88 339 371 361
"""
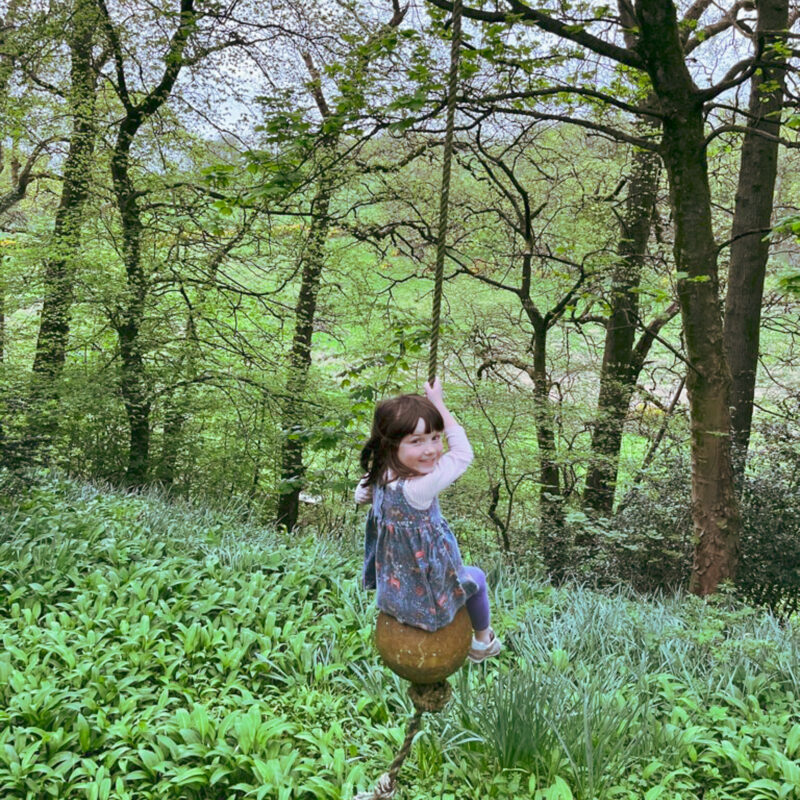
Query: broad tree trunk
584 140 660 516
636 0 740 594
276 158 335 530
723 0 789 484
32 0 99 436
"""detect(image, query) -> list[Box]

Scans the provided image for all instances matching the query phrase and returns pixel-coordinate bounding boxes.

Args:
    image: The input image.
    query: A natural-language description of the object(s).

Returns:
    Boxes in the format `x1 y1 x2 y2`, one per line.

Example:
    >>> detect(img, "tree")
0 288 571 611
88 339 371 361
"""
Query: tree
349 118 616 575
425 0 800 593
723 0 793 484
97 0 203 485
582 131 666 519
274 59 343 531
275 0 408 530
32 0 104 435
0 0 53 218
454 126 592 578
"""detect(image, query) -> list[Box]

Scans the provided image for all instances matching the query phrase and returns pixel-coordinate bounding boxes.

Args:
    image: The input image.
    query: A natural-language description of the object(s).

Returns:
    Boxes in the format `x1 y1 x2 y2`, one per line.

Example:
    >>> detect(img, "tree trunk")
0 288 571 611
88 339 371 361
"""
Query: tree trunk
156 398 185 490
98 0 197 487
276 157 335 530
31 0 99 439
112 130 151 487
530 320 568 580
584 140 660 516
636 0 741 594
723 0 789 484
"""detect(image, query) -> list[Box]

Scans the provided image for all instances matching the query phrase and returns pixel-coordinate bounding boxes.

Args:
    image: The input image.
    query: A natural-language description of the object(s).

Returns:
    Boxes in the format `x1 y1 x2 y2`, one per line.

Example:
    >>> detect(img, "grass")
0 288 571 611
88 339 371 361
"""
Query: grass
3 473 800 799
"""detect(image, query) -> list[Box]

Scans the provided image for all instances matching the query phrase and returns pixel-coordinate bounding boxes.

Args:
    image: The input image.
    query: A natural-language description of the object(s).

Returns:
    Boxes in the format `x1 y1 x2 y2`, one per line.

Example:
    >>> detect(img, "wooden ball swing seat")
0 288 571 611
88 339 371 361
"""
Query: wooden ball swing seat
374 606 472 685
355 611 470 800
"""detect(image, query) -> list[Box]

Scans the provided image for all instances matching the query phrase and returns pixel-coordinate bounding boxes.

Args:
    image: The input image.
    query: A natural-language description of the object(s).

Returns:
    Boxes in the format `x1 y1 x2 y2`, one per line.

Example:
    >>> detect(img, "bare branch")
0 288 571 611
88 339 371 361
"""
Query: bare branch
684 0 755 54
426 0 644 69
466 87 666 122
698 54 761 102
0 137 58 216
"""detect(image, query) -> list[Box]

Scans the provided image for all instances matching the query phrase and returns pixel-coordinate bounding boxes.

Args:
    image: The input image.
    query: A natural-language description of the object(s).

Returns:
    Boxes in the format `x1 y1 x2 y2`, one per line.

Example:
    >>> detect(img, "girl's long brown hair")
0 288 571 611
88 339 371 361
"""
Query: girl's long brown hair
360 394 444 486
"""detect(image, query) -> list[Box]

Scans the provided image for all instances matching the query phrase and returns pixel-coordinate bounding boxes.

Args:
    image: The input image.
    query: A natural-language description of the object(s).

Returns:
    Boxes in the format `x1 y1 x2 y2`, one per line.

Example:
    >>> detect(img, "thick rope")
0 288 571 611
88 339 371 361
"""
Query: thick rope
355 4 463 796
428 0 463 385
353 711 422 800
353 682 452 800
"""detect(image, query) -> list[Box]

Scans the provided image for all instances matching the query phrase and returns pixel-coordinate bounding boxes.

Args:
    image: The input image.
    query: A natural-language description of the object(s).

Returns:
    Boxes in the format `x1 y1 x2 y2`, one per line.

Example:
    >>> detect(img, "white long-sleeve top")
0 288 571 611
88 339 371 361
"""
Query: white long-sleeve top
355 424 473 510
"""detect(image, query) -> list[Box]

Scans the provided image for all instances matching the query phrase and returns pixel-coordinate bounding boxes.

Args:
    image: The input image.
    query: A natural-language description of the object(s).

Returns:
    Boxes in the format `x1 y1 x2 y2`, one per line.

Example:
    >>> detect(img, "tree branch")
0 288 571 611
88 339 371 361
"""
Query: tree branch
705 123 800 148
474 104 661 150
466 88 665 123
684 0 755 55
301 51 331 119
0 137 57 216
426 0 644 68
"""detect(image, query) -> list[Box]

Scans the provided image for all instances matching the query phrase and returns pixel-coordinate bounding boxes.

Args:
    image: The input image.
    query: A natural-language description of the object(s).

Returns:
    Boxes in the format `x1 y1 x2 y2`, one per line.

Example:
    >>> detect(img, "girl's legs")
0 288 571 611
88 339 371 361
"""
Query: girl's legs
462 566 492 642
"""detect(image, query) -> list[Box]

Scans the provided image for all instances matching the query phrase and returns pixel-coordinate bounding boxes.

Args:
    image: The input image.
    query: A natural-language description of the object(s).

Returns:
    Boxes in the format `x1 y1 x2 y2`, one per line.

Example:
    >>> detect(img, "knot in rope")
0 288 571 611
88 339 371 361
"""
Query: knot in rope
353 772 396 800
408 680 452 713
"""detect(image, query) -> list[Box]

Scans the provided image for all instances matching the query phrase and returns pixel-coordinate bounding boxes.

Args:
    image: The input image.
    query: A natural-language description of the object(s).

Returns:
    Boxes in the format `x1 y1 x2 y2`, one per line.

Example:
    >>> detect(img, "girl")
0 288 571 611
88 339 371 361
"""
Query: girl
356 378 501 663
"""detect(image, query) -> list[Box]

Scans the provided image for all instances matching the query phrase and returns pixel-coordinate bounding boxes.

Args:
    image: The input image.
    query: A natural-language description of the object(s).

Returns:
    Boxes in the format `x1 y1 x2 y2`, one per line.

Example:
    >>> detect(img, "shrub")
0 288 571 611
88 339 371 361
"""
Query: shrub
736 423 800 615
596 423 800 609
596 445 694 592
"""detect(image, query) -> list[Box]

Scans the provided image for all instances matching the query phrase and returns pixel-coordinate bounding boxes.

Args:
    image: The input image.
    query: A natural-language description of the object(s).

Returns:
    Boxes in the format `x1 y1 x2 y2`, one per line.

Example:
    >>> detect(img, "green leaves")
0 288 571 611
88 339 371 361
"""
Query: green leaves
0 477 371 798
6 477 800 799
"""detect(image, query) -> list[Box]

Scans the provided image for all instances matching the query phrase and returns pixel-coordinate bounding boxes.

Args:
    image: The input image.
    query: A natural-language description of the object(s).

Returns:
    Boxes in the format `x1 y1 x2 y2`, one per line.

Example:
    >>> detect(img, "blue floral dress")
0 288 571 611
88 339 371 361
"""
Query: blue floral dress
362 480 479 632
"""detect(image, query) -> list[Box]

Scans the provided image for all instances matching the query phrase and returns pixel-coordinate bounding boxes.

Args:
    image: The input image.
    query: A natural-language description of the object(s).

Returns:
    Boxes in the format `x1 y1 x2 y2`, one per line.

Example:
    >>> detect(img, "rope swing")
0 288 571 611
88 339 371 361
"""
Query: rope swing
428 0 462 386
355 2 464 798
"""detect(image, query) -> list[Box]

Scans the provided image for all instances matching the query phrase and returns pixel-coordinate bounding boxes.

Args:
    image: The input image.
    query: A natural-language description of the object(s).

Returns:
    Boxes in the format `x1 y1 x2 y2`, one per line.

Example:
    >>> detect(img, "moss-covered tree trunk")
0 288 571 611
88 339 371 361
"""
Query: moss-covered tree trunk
528 317 567 579
584 140 660 517
112 138 151 488
723 0 790 485
31 0 100 436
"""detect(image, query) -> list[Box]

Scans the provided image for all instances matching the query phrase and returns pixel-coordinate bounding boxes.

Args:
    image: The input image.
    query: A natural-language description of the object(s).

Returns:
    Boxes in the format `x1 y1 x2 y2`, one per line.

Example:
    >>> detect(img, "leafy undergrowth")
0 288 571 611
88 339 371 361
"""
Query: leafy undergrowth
3 475 800 799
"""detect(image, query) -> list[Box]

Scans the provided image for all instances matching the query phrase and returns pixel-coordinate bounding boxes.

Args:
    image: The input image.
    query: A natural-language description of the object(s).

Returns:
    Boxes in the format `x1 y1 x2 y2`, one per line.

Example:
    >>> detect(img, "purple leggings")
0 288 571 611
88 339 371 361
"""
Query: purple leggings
462 566 490 631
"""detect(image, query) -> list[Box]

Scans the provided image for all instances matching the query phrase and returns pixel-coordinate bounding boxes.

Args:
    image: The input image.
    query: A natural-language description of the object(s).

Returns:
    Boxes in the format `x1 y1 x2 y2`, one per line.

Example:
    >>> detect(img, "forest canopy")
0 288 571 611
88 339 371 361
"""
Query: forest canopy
1 0 799 600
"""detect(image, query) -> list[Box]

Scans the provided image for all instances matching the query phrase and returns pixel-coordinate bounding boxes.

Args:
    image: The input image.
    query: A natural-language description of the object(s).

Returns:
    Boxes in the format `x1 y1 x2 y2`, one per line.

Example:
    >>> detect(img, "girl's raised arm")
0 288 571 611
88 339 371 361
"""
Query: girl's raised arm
403 380 473 509
424 378 456 427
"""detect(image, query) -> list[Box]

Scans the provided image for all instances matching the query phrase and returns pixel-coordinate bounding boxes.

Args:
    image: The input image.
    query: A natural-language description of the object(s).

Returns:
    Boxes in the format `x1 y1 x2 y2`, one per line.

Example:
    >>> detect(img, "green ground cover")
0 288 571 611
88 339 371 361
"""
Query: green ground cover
3 475 800 799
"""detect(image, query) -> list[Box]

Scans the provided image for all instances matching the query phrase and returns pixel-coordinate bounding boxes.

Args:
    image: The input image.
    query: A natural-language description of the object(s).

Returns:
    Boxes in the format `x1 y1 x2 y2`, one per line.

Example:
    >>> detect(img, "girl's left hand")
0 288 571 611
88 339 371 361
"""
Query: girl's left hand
424 378 444 405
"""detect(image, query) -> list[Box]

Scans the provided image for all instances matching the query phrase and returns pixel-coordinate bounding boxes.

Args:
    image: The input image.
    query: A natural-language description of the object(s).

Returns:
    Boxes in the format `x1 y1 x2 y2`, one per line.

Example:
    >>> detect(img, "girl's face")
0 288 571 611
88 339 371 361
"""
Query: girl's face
397 418 444 475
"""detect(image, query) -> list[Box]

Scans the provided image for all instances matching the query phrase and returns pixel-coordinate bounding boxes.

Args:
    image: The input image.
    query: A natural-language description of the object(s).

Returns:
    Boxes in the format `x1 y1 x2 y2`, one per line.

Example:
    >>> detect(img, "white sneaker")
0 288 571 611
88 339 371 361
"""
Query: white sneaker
468 629 502 663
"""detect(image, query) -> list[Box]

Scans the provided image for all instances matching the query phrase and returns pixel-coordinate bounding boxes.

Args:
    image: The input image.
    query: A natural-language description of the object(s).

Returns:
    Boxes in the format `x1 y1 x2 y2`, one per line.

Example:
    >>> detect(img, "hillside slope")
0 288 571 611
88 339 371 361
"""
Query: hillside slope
3 475 800 799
